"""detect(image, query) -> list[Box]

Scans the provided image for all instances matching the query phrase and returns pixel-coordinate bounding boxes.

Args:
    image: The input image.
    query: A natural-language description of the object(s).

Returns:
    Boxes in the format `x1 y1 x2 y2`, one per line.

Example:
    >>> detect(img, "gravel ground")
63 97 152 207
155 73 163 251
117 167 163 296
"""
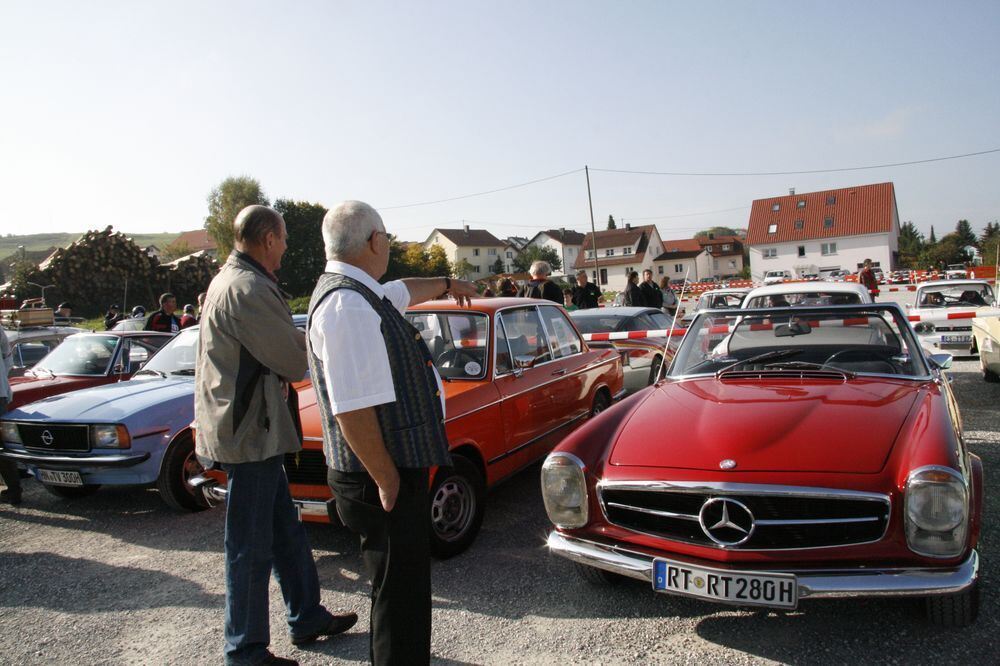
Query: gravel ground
1 357 996 665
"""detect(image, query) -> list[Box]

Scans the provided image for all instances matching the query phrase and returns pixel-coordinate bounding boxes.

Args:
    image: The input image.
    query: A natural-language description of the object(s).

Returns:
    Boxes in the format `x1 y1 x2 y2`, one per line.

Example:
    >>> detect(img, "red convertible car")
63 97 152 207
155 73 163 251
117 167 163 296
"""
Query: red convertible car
7 331 173 410
194 298 624 557
542 303 982 626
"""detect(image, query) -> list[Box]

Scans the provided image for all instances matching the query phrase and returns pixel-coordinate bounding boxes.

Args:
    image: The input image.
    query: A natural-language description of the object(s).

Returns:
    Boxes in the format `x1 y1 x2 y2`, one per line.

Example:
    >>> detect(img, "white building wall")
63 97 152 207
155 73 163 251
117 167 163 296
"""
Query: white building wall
749 233 894 281
533 234 581 278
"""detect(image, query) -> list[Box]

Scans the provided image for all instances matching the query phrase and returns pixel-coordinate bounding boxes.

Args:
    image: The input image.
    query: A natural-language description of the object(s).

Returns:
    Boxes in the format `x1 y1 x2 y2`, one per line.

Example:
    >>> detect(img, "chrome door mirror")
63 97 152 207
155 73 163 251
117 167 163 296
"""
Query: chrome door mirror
514 354 535 370
927 353 953 370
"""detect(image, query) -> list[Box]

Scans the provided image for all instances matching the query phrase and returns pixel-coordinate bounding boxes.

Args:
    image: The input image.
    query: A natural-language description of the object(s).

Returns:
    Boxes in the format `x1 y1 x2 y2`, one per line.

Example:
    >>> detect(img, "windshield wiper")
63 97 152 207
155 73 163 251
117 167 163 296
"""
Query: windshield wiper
763 360 855 379
716 349 802 377
171 369 196 376
133 368 166 378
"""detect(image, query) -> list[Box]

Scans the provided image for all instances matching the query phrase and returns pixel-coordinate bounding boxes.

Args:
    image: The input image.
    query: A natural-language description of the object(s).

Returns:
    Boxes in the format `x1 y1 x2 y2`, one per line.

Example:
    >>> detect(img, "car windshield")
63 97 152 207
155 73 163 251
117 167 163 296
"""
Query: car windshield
139 328 199 376
406 311 488 380
668 307 928 378
917 284 993 308
32 335 119 376
695 293 744 310
744 291 862 308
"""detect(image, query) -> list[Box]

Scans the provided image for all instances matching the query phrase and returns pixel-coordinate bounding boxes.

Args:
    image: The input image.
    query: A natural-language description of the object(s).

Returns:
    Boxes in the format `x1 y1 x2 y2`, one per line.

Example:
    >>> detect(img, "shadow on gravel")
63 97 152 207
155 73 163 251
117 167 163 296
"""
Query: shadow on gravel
0 552 224 612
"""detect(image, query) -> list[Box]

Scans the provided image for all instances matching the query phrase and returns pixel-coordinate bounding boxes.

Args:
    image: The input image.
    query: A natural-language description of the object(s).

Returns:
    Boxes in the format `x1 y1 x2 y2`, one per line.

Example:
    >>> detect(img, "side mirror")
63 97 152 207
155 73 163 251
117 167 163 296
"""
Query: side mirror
927 353 953 370
514 354 535 370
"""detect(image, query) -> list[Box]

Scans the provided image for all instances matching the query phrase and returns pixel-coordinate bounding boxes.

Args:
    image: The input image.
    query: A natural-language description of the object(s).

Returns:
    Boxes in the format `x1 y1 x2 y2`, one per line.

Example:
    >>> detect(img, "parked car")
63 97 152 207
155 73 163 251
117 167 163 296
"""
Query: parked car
741 282 872 308
0 327 205 510
542 303 982 626
946 264 968 280
825 269 851 282
7 331 172 410
908 280 996 356
4 325 86 377
971 315 1000 383
570 307 675 393
762 269 792 285
680 288 750 327
192 298 624 558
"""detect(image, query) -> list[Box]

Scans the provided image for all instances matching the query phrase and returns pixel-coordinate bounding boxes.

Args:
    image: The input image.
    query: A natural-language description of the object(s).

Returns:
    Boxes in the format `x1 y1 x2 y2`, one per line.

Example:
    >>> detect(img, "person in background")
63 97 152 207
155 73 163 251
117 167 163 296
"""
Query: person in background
623 271 645 307
0 322 20 505
518 261 562 304
104 304 124 330
145 292 181 333
197 291 207 315
54 302 73 325
858 259 879 301
481 287 494 297
571 270 602 309
562 288 578 311
179 304 198 329
308 200 476 665
638 269 663 310
658 276 678 316
131 305 146 320
498 278 517 297
195 205 357 665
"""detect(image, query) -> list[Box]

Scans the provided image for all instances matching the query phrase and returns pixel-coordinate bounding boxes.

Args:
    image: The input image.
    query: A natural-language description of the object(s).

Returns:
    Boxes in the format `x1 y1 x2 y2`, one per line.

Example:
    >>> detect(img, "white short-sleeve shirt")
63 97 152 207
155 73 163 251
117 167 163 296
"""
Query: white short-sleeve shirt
309 261 444 416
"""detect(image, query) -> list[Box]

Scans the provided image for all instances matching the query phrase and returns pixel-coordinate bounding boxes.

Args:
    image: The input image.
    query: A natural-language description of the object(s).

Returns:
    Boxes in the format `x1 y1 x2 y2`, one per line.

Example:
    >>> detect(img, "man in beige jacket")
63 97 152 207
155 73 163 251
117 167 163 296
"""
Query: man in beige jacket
195 205 355 665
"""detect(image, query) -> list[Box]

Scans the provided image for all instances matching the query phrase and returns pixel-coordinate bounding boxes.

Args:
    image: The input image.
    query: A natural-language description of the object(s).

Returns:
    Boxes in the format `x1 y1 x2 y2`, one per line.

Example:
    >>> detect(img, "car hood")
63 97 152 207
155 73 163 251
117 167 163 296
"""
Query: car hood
7 377 194 423
608 377 922 473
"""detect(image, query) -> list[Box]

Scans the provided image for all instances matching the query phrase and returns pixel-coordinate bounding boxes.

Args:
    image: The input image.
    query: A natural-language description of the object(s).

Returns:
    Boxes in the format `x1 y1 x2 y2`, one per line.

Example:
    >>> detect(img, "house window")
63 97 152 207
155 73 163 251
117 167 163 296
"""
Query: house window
488 248 497 256
794 220 804 230
721 244 731 251
713 259 719 270
821 243 837 255
473 248 480 256
763 248 777 258
599 268 607 284
506 251 513 258
658 265 664 274
674 264 683 273
772 203 780 211
585 250 593 259
767 223 778 234
797 200 806 208
728 260 737 268
623 247 632 255
605 249 615 256
471 264 481 273
827 195 836 205
798 245 805 257
824 217 834 228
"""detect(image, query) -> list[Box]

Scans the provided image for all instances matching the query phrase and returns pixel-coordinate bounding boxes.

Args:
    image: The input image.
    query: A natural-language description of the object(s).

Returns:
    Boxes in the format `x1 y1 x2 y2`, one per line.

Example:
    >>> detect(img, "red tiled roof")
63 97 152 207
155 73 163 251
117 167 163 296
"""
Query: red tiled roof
531 229 587 245
745 182 896 246
659 238 702 253
176 229 217 251
431 228 504 247
654 249 702 260
577 225 657 252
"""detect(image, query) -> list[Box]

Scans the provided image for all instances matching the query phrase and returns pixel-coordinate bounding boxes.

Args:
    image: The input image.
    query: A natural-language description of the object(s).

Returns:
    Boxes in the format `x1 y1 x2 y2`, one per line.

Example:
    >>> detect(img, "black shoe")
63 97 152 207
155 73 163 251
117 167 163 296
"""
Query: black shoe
1 489 22 506
261 654 297 666
290 612 358 646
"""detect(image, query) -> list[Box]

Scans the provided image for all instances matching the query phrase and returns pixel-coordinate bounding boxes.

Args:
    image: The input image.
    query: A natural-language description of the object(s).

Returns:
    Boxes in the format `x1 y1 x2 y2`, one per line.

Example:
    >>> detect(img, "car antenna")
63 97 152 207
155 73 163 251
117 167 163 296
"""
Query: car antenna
656 266 690 383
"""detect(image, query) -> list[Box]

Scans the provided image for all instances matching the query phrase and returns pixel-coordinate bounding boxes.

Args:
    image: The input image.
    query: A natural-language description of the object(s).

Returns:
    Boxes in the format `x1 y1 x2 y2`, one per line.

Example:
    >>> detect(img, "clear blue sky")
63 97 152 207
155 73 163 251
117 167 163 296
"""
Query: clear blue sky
2 1 998 242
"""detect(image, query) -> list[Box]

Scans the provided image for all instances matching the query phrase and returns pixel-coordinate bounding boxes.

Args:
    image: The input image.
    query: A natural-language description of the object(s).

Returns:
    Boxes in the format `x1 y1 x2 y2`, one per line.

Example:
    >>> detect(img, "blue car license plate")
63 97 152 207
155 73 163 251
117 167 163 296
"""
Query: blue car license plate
941 335 971 344
653 559 797 609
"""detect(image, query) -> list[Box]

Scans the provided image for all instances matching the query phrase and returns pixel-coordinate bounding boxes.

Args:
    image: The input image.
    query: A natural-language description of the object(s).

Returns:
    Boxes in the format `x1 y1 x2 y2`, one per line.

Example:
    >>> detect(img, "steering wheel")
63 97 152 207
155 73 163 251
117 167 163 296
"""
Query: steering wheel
436 349 480 370
822 349 898 374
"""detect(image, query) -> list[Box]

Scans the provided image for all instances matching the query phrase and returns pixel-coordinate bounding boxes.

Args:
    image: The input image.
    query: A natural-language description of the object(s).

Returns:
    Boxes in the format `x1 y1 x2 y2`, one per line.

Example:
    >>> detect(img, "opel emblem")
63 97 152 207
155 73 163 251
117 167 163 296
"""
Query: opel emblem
698 497 755 547
41 430 54 446
719 459 737 470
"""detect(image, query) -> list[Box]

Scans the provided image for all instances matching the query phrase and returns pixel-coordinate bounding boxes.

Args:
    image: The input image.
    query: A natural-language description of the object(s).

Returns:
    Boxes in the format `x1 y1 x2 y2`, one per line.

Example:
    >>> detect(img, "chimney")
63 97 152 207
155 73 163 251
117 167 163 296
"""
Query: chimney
463 223 469 234
708 232 714 240
624 223 631 231
559 227 565 237
789 187 795 195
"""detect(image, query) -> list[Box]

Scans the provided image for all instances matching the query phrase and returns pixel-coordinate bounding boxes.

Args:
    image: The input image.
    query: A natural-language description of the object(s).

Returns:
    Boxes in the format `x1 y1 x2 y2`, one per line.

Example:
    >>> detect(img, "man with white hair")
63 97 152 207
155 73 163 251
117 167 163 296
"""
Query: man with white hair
307 200 476 665
517 259 562 304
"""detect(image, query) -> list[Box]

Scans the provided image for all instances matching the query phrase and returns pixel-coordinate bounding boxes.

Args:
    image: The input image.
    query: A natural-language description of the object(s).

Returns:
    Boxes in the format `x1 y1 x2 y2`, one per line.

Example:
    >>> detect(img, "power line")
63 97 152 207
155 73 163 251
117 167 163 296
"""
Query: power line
590 147 1000 177
378 167 584 210
624 205 749 221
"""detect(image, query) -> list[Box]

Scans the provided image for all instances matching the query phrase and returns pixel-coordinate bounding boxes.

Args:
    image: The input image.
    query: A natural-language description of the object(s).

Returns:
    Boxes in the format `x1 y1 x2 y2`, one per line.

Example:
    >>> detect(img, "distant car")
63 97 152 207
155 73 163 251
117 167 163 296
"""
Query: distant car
972 315 1000 383
7 331 172 410
680 288 750 327
742 282 872 308
111 316 147 332
4 326 87 377
946 264 969 280
826 269 851 282
873 268 886 284
762 269 792 285
909 280 996 356
800 273 821 281
570 307 675 393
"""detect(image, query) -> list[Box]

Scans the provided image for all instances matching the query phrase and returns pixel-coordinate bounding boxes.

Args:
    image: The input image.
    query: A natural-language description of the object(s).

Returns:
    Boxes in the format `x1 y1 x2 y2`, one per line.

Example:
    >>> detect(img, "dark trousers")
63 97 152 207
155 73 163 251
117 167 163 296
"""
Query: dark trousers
222 455 332 664
0 398 19 501
329 467 431 666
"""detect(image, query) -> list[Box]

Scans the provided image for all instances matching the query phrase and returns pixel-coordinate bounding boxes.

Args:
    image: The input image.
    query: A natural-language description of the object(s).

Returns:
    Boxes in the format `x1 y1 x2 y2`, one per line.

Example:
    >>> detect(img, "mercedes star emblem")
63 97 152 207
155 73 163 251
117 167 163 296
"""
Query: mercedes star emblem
698 497 755 547
40 430 54 446
719 459 737 470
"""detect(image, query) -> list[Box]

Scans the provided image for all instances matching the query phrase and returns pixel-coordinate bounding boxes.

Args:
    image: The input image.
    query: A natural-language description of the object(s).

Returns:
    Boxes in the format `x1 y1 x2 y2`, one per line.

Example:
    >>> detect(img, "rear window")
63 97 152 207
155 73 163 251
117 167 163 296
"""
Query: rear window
745 292 861 308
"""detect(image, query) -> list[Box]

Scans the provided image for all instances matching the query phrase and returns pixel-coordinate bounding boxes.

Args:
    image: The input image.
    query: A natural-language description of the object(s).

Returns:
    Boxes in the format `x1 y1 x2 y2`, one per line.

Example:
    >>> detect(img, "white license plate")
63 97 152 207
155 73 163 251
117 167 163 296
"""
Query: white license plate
941 335 971 344
37 469 83 487
653 559 797 609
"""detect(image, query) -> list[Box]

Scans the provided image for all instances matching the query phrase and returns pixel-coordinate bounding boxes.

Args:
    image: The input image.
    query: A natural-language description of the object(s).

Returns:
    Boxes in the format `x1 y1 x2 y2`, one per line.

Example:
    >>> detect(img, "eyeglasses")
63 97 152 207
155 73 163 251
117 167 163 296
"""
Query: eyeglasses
369 229 387 243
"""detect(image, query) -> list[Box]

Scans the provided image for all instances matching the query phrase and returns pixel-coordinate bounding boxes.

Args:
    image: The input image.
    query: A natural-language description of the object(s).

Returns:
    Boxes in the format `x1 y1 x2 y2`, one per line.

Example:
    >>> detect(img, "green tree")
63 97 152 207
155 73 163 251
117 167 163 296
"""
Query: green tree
274 199 327 296
923 233 969 267
512 245 562 273
980 221 1000 245
694 226 739 239
490 256 504 275
453 258 475 279
955 219 977 249
384 241 452 281
897 221 924 268
425 245 451 276
928 225 937 244
607 214 617 230
160 240 193 262
204 176 270 258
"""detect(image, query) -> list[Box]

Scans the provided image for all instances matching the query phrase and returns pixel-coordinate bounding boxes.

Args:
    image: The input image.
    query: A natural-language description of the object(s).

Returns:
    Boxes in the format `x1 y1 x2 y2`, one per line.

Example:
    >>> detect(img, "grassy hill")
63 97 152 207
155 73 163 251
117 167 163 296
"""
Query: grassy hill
0 231 185 255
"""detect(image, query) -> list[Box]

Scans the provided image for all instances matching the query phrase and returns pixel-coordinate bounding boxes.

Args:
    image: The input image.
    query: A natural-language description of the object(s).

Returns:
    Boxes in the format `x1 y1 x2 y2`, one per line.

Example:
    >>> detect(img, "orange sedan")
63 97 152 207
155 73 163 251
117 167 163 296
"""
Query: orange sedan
194 298 623 558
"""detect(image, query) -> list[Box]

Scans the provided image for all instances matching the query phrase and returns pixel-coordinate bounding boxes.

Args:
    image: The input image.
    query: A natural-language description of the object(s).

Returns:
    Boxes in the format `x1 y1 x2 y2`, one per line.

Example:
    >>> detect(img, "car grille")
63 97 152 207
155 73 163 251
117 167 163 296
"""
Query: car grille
600 485 890 550
283 449 328 485
16 424 90 452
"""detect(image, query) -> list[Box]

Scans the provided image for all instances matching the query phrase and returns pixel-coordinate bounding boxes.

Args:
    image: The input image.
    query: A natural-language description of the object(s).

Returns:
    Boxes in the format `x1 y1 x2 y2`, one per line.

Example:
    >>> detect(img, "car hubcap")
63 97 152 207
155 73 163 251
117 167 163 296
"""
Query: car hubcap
431 476 474 541
181 449 204 497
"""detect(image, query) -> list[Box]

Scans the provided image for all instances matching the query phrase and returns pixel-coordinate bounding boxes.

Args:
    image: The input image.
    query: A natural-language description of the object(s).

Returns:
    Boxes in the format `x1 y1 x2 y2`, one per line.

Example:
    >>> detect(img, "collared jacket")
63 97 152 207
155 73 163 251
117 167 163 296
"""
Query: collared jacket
194 251 307 464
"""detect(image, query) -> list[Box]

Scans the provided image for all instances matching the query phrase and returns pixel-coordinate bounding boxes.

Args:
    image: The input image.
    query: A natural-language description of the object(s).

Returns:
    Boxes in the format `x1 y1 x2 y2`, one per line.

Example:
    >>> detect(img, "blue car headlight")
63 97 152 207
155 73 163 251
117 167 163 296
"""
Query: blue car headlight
1 422 21 445
90 424 132 449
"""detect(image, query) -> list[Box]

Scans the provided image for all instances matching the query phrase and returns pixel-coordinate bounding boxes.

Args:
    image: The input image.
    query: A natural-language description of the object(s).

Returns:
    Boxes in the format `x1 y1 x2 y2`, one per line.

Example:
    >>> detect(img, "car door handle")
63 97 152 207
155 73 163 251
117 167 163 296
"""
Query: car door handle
551 368 567 376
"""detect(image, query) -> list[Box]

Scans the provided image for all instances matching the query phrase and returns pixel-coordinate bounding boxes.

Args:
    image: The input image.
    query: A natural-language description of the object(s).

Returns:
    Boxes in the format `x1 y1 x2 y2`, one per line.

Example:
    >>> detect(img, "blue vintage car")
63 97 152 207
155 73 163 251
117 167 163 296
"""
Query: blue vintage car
0 326 205 510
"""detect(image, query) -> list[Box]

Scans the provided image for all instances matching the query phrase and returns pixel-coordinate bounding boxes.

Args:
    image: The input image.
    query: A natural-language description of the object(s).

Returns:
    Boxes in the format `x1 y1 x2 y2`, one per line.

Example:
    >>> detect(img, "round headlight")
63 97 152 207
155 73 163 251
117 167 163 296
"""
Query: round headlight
541 453 589 529
904 466 968 558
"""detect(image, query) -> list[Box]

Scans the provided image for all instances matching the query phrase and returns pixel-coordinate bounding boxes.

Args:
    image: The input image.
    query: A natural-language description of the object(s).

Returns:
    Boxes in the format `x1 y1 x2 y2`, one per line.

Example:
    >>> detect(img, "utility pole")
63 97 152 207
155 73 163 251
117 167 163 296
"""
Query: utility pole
585 166 602 287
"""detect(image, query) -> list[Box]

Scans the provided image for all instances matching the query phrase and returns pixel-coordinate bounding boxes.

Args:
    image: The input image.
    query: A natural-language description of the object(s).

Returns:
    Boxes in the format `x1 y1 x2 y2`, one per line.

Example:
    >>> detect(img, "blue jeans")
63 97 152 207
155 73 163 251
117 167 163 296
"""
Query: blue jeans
223 455 332 664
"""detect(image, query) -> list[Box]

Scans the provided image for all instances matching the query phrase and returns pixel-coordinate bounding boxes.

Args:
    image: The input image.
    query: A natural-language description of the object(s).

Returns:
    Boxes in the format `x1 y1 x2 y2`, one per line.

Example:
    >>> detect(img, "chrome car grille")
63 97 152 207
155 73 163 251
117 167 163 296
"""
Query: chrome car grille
600 483 890 550
283 449 328 485
16 424 90 452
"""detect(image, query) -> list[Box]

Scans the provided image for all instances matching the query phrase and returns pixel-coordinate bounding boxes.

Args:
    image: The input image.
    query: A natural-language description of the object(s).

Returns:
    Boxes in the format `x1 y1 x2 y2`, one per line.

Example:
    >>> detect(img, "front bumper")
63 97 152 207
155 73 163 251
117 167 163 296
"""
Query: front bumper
547 531 979 599
0 447 150 469
188 474 330 519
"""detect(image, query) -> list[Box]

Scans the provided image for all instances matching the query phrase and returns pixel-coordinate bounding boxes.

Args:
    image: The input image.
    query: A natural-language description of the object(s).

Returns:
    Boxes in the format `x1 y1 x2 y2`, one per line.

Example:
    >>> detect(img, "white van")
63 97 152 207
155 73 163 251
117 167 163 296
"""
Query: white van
762 269 792 285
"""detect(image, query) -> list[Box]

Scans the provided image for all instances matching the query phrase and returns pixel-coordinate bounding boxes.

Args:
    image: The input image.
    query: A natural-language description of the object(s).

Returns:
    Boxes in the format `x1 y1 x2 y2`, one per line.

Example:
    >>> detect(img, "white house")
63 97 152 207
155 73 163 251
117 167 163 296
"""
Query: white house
652 239 710 282
746 182 900 281
525 228 585 279
572 224 663 292
423 225 507 280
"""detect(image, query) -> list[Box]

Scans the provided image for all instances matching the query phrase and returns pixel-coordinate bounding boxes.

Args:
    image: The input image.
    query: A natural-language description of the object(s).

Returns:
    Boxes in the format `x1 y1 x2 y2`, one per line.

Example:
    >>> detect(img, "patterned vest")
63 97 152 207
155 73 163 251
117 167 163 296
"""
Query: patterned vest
306 273 451 472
